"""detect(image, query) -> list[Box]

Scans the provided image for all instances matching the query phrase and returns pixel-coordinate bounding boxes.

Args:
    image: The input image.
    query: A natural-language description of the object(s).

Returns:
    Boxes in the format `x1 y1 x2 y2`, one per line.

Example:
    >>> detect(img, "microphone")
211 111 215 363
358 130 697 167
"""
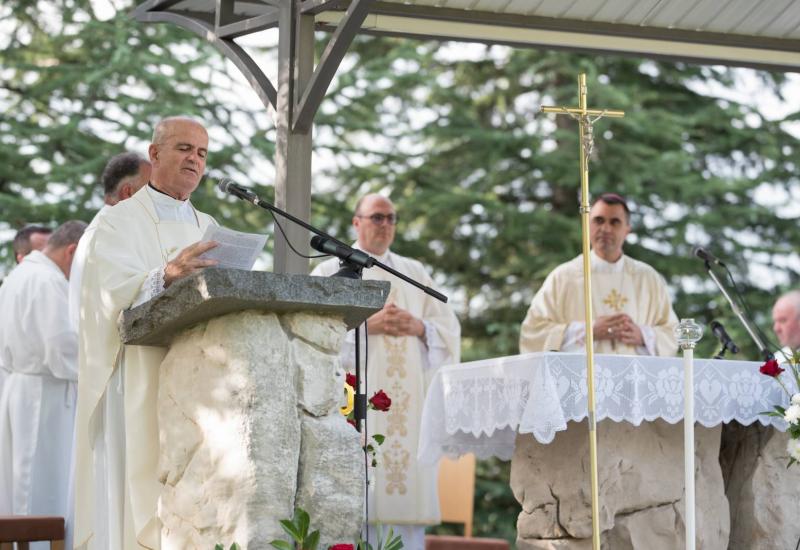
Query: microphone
693 246 726 268
218 178 258 202
710 320 739 354
310 235 374 269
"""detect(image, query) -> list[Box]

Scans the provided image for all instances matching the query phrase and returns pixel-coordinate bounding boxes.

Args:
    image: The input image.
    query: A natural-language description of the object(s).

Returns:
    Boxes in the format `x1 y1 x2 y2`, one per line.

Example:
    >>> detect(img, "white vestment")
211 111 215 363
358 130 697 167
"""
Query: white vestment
69 205 109 332
312 249 460 536
520 252 678 356
0 251 78 522
73 186 216 550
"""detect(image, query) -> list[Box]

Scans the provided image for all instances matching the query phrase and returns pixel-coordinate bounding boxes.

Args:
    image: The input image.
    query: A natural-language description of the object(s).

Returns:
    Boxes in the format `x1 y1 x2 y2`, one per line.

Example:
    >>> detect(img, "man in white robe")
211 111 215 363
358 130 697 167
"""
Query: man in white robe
520 193 678 356
0 221 87 523
73 117 219 550
312 194 460 550
1 225 54 402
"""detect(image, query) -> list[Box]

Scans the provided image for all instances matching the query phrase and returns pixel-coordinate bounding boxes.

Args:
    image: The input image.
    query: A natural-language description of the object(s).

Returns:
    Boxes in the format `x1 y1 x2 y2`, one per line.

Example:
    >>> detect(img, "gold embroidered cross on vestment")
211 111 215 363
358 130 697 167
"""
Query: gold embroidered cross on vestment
603 289 628 312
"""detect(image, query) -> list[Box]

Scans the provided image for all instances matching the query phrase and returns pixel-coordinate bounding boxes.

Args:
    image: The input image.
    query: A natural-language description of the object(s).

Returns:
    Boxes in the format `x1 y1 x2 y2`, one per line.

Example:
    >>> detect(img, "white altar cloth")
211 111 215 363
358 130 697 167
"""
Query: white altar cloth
419 352 788 464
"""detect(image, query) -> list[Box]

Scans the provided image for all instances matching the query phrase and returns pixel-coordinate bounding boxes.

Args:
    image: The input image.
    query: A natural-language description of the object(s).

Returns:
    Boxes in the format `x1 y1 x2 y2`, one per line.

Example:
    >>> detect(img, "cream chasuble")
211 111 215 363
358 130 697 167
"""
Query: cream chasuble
520 252 678 357
313 251 460 525
73 186 216 550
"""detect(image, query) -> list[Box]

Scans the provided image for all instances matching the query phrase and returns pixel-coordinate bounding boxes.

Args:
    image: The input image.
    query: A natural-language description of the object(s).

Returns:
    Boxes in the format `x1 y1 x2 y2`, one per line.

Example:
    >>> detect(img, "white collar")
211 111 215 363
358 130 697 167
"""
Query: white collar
146 184 189 207
146 185 197 224
22 250 62 276
590 250 625 274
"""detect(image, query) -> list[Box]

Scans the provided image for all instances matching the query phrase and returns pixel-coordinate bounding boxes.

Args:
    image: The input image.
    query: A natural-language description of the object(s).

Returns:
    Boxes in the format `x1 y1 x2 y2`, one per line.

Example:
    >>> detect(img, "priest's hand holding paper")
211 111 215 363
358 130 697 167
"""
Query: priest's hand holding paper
593 313 644 346
164 240 219 288
367 302 426 338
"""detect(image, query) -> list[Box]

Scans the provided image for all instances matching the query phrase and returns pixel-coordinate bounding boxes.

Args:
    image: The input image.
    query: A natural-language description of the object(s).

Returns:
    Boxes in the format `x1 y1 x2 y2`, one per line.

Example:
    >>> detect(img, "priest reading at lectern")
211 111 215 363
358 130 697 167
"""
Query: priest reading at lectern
73 116 220 550
519 193 678 356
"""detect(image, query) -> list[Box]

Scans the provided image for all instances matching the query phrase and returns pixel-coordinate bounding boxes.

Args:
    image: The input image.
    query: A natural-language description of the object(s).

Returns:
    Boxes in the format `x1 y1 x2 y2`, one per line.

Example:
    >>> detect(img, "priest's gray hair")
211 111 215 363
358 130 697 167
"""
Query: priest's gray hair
779 290 800 319
151 116 205 145
47 220 88 249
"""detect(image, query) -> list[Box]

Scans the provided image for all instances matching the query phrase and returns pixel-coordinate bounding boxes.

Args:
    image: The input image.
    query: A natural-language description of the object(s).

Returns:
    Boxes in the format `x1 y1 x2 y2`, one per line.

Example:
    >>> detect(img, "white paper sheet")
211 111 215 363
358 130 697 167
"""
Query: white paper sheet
200 225 268 270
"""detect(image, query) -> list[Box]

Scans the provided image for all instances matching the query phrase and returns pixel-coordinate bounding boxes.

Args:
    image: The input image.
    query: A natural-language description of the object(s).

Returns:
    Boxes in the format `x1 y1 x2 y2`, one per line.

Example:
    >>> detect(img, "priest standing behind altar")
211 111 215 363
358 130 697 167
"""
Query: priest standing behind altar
520 192 678 356
311 194 461 550
0 220 87 520
73 116 219 550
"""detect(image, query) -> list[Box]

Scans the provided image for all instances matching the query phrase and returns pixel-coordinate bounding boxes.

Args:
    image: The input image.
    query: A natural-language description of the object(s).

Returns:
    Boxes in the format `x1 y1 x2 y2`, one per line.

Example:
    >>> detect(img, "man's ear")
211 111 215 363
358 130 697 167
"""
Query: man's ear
148 143 159 162
120 183 133 201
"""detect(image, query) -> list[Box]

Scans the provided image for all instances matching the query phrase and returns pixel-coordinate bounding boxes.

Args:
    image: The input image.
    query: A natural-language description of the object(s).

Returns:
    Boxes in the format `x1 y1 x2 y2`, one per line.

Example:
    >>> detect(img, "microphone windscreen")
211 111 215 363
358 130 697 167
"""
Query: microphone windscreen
218 178 234 193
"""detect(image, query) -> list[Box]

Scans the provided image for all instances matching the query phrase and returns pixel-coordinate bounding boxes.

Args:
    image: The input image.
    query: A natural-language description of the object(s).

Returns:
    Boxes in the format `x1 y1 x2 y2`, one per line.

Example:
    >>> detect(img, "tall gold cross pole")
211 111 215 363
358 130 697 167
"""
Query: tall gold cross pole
540 73 624 550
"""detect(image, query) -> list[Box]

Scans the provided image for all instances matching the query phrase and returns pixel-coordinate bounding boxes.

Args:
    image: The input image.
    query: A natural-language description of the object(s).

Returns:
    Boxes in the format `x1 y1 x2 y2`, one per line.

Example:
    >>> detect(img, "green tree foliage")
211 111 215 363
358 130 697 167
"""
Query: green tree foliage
314 38 800 362
0 0 275 268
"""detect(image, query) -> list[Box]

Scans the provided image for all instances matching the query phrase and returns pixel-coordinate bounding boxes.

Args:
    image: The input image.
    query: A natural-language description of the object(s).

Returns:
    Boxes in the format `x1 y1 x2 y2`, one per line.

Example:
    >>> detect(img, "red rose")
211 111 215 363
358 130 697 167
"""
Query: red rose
369 389 392 412
329 545 354 550
759 359 785 377
347 417 357 429
346 372 356 388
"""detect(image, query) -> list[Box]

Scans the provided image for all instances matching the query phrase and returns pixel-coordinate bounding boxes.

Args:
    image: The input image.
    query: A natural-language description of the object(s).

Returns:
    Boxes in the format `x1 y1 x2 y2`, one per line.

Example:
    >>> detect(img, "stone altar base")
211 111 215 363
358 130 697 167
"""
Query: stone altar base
721 422 800 550
157 311 363 550
510 419 729 550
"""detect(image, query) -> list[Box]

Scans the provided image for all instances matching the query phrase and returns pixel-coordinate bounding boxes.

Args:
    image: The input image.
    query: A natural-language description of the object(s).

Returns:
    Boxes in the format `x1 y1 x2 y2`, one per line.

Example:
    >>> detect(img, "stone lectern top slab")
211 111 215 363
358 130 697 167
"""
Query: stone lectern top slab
118 268 390 346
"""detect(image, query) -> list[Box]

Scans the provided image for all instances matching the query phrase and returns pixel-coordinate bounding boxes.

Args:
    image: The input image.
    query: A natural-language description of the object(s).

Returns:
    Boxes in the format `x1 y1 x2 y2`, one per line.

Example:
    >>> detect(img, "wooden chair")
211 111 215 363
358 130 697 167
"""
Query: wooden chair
425 455 510 550
0 516 65 550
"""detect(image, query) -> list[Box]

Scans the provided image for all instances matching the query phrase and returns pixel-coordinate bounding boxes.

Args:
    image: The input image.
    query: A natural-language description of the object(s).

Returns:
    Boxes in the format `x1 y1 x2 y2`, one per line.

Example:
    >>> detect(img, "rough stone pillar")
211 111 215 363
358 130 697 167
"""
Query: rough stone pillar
720 422 800 550
119 269 388 550
510 419 729 550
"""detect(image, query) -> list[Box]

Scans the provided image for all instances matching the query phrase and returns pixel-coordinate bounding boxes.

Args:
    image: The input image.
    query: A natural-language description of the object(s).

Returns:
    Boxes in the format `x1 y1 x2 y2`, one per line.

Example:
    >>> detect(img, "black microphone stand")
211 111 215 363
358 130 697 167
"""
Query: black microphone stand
224 184 448 303
703 261 773 361
222 183 449 545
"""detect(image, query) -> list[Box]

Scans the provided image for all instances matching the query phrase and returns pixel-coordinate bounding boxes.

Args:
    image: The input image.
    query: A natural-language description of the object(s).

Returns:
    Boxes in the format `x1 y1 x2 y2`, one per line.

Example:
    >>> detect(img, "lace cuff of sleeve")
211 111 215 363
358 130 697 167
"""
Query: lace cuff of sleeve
132 266 166 308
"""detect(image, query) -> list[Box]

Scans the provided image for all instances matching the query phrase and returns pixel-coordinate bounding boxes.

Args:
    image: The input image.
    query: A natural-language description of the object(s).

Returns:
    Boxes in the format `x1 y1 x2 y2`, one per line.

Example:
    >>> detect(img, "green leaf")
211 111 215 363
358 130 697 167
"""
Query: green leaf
303 529 320 550
279 519 302 542
296 508 311 539
215 545 224 550
269 541 294 550
372 434 386 445
230 544 241 550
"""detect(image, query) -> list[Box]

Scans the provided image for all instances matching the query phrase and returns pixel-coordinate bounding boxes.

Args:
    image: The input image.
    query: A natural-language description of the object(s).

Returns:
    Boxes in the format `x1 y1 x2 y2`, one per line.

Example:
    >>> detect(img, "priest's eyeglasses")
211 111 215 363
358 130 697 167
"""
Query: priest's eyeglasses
357 213 397 225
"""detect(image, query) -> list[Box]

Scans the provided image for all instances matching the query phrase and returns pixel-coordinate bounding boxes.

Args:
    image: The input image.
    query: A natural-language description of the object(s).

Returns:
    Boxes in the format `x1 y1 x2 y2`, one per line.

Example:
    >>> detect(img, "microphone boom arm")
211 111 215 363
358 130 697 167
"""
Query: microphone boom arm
704 261 772 360
223 182 448 303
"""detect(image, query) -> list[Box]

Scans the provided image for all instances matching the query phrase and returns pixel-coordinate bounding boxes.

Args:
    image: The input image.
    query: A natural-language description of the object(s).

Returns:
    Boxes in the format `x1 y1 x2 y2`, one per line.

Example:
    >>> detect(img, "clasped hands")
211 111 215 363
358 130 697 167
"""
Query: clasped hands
164 240 219 288
593 313 644 347
367 302 425 338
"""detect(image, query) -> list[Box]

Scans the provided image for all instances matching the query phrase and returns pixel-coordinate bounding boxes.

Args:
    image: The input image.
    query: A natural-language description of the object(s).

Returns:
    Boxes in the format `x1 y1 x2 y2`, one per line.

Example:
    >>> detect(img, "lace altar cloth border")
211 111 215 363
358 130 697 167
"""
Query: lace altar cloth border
418 352 789 464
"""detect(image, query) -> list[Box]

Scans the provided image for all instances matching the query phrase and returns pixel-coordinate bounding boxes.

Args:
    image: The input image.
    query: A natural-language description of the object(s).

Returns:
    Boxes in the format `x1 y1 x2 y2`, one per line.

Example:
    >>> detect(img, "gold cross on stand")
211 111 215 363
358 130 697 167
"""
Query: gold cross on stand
540 73 624 550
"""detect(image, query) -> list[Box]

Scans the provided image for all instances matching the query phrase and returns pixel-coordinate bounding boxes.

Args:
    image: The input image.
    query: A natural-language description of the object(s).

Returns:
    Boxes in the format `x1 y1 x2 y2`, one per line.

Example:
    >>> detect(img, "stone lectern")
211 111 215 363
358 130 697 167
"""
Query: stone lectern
119 268 389 550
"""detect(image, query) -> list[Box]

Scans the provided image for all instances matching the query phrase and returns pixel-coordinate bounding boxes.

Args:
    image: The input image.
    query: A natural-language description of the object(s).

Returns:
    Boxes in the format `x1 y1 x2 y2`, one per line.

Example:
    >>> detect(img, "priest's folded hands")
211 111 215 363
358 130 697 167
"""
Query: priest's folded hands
366 302 426 338
163 240 219 288
593 313 644 346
